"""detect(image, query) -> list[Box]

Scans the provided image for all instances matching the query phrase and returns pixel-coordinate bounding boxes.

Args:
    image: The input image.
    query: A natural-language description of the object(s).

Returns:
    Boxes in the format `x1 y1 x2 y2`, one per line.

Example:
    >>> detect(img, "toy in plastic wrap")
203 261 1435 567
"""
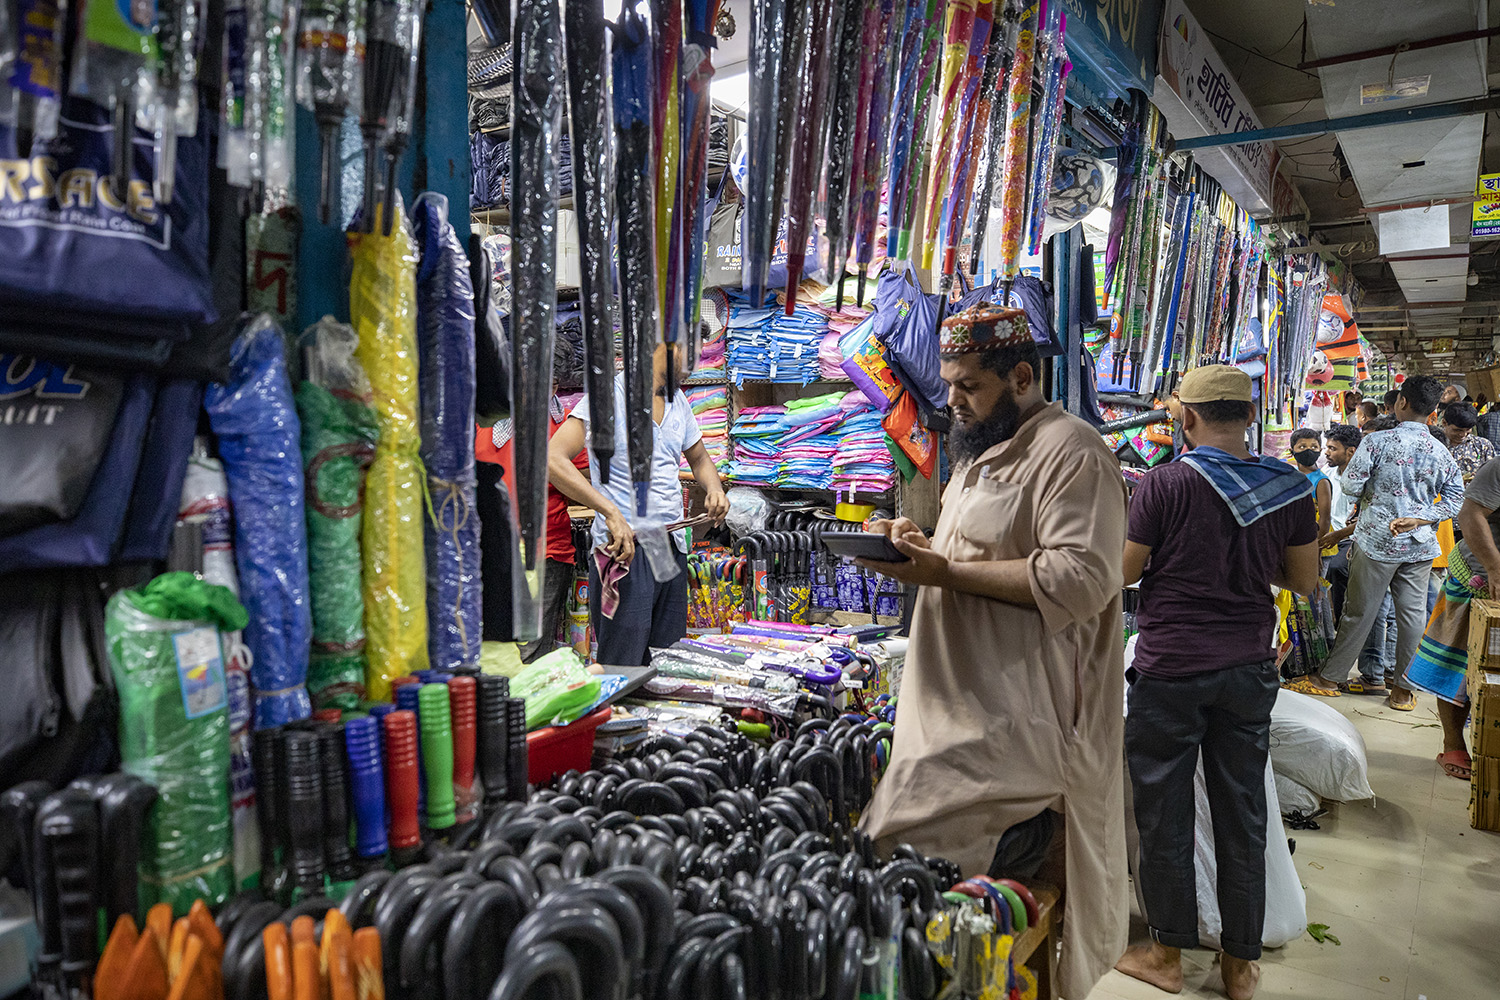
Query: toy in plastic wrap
204 315 314 728
296 318 378 709
106 572 247 914
413 193 482 672
350 198 429 700
510 648 604 729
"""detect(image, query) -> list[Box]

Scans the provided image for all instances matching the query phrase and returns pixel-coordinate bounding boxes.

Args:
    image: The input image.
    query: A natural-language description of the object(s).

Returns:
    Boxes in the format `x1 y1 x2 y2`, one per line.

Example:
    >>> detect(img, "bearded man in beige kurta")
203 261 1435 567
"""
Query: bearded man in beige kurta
856 305 1128 1000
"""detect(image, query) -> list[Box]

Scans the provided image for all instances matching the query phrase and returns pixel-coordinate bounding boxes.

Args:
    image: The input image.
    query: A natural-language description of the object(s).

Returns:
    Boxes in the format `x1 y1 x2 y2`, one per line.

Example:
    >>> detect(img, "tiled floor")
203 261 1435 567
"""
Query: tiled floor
1088 695 1500 1000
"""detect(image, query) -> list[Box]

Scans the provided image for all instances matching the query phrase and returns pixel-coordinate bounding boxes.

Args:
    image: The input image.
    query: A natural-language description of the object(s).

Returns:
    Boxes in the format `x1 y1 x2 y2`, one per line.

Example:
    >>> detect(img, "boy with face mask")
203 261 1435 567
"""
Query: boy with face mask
1290 428 1334 539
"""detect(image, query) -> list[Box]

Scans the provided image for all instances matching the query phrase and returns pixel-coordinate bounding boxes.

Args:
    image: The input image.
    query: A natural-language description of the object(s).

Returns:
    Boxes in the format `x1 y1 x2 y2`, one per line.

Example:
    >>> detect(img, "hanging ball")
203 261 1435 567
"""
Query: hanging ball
1046 150 1107 222
730 134 750 197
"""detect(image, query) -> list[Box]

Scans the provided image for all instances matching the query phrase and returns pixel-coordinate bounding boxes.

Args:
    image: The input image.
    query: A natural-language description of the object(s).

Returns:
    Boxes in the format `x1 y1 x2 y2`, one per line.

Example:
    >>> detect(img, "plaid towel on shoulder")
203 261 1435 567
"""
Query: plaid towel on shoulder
1179 445 1312 527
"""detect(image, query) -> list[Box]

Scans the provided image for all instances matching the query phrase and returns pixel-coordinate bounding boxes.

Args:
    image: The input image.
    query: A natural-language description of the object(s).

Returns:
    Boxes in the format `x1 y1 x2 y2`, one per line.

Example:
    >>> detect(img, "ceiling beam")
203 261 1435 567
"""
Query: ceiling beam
1297 26 1500 71
1113 95 1500 155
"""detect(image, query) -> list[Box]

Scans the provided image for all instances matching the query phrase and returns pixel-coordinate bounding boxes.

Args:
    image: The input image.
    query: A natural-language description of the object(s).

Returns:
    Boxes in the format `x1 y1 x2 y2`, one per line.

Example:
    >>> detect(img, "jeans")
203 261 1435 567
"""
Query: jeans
1319 544 1430 688
1127 659 1280 962
1358 594 1396 684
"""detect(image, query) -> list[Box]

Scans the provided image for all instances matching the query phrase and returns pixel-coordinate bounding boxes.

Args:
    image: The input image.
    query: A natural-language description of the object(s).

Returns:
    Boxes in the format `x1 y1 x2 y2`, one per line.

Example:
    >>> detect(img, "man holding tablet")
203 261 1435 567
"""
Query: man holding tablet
855 305 1130 1000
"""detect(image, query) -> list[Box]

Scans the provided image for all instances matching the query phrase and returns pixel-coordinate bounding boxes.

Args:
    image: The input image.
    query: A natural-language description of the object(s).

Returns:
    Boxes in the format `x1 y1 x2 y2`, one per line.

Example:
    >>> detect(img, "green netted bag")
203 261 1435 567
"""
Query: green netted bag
297 319 379 710
106 572 246 915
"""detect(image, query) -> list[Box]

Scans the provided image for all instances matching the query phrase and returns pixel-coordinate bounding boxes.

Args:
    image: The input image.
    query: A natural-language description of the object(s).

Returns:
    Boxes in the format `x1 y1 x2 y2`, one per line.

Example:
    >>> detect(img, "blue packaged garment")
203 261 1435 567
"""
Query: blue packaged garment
0 370 157 572
204 316 312 728
413 194 482 672
0 99 215 336
871 270 945 414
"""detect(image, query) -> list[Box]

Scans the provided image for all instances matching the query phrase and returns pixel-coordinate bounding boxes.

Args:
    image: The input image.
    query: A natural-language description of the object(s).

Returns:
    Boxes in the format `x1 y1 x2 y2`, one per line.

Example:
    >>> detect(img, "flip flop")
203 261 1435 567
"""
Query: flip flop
1437 751 1473 781
1283 678 1341 698
1386 693 1416 712
1338 680 1388 696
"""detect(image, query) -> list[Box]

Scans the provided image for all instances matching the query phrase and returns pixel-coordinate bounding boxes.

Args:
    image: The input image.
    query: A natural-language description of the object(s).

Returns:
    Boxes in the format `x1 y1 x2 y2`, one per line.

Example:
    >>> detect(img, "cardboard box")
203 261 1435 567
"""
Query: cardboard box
1470 755 1500 831
1467 599 1500 675
1468 364 1500 405
1470 669 1500 758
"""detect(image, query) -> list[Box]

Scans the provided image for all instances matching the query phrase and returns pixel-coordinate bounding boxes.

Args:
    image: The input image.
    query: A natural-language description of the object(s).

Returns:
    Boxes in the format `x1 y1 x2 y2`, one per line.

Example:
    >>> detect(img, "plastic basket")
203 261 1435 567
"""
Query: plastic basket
526 704 613 783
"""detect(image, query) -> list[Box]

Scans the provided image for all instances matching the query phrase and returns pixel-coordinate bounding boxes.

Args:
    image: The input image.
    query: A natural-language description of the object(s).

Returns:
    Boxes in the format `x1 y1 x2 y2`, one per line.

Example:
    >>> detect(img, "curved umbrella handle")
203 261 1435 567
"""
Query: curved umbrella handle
486 940 582 1000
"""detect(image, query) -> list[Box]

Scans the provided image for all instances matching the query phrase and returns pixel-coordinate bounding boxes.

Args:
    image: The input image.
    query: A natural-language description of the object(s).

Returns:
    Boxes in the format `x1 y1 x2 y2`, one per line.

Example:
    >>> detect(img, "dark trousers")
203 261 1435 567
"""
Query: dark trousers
589 547 689 666
518 558 577 662
1126 659 1279 962
1326 540 1351 621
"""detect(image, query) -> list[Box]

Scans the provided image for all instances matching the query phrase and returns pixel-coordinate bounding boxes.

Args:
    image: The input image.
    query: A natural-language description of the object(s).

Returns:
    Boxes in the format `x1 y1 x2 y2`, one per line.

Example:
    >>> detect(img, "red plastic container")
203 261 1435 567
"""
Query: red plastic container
526 705 613 784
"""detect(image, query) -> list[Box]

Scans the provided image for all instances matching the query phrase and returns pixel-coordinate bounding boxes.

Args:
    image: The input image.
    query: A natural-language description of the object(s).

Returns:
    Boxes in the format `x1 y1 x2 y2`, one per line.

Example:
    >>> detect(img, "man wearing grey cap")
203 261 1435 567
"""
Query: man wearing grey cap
1116 365 1319 1000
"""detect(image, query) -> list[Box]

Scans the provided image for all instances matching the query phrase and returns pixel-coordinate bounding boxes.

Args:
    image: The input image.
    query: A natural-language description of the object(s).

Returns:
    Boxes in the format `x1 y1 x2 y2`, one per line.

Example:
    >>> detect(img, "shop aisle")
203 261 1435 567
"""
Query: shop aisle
1091 697 1500 1000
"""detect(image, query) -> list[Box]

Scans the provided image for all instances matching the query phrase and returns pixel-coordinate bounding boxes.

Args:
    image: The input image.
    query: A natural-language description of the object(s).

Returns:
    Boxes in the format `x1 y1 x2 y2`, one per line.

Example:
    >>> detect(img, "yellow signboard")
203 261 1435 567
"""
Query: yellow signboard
1474 174 1500 238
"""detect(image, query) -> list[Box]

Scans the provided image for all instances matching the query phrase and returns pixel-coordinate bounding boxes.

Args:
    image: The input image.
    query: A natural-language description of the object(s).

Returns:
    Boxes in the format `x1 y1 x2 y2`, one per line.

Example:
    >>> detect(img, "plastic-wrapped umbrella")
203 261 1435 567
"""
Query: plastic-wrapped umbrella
612 0 659 513
779 0 840 308
850 0 904 303
1104 92 1144 290
821 0 871 305
918 0 985 270
679 0 726 354
380 2 426 235
882 0 932 254
965 0 1021 276
841 0 884 305
1025 9 1068 256
892 0 946 263
993 0 1036 278
653 0 683 395
413 192 481 672
510 0 565 638
771 0 811 245
296 0 357 222
743 0 787 302
564 0 619 484
359 0 413 232
934 0 997 281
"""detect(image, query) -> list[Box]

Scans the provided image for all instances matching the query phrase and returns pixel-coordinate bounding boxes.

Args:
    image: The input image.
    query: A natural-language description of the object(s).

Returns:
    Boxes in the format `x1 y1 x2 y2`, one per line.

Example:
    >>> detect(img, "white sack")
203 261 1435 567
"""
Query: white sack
1273 771 1322 817
1269 688 1374 802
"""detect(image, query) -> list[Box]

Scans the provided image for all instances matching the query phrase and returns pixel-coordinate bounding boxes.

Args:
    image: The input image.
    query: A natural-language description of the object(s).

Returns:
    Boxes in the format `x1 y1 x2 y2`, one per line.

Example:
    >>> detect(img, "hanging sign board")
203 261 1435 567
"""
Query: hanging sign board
1473 173 1500 239
1153 0 1275 216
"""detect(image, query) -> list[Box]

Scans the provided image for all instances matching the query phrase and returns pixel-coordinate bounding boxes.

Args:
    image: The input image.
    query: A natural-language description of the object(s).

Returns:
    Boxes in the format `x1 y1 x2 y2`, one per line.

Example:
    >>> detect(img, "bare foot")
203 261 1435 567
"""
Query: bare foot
1222 955 1261 1000
1114 943 1184 994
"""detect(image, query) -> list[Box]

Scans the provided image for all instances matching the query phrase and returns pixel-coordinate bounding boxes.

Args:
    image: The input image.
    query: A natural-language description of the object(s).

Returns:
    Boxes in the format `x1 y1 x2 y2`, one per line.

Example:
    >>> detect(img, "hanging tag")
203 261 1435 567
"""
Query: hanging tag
173 626 229 719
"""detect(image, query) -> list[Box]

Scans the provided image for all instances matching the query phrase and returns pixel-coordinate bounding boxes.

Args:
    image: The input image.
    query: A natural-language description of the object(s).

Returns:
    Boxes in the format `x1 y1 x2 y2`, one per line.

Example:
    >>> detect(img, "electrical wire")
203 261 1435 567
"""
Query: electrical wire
1203 26 1318 78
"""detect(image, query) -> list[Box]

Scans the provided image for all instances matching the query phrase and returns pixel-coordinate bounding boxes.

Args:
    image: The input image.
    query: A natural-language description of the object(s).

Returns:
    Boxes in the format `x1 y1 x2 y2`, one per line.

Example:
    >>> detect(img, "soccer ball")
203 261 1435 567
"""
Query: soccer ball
1047 151 1107 222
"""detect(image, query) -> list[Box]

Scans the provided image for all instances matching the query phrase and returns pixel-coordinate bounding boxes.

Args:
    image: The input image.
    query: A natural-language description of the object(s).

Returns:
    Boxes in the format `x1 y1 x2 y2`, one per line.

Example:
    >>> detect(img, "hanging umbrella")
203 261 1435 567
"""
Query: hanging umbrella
359 0 407 231
1024 9 1067 256
847 0 894 307
935 0 998 282
510 0 565 637
296 0 356 221
564 0 619 483
965 0 1021 277
613 0 659 513
679 0 727 357
779 0 840 308
993 0 1036 278
892 0 946 263
882 0 932 251
821 0 871 306
653 0 683 394
917 0 982 271
850 0 907 304
743 0 788 302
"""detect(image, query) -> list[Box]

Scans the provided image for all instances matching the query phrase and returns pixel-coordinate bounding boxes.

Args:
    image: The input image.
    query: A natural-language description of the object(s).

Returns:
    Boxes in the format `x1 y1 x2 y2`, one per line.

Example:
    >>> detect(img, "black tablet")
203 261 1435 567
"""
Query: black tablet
819 532 911 563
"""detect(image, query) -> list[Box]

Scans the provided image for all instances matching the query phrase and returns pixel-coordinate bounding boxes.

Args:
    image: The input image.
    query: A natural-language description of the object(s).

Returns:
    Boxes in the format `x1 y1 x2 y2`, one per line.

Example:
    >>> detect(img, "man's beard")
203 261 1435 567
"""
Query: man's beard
949 389 1023 468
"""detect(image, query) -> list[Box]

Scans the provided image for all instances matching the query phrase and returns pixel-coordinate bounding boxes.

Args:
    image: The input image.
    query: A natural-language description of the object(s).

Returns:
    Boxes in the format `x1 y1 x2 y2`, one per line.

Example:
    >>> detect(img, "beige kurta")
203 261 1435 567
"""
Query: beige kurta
860 402 1128 1000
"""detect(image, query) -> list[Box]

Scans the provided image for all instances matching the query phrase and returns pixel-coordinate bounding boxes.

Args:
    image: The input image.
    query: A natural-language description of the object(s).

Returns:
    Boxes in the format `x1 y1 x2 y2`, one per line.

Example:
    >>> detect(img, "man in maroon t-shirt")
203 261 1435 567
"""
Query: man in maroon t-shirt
1115 367 1319 1000
518 402 590 662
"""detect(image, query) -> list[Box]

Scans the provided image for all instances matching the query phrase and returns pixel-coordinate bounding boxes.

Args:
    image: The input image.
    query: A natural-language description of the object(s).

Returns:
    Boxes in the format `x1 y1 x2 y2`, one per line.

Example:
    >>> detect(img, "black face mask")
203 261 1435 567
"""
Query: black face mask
1293 450 1320 468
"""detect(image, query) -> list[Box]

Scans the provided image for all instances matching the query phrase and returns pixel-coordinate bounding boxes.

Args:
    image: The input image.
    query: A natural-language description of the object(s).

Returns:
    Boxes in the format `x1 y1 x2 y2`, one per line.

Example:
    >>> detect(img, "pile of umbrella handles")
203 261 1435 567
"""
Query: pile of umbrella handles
207 721 950 1000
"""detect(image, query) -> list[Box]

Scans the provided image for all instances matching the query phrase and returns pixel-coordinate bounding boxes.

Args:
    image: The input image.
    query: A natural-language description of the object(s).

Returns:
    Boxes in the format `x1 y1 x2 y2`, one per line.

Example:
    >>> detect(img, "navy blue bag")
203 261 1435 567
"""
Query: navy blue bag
0 372 158 573
0 99 215 341
117 379 204 562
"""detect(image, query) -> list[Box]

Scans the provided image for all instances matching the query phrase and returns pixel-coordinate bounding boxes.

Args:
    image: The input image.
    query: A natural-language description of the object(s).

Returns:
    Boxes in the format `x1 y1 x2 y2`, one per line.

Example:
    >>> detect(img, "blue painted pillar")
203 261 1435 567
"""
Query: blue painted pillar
417 0 472 249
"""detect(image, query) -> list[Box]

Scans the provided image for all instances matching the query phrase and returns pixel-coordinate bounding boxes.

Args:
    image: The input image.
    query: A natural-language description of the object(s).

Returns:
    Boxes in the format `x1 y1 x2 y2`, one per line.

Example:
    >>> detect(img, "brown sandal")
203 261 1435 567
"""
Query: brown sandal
1438 751 1472 780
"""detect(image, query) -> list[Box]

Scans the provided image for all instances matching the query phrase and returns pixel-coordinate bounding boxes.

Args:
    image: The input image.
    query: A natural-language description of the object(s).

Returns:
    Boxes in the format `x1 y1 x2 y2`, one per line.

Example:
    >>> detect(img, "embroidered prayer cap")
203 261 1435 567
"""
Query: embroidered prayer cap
1178 364 1253 404
938 305 1031 357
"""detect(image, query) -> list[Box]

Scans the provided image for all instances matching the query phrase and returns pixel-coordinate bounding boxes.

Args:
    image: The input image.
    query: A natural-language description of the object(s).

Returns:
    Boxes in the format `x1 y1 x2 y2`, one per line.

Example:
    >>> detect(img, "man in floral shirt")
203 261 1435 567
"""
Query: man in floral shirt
1439 403 1496 484
1289 376 1464 710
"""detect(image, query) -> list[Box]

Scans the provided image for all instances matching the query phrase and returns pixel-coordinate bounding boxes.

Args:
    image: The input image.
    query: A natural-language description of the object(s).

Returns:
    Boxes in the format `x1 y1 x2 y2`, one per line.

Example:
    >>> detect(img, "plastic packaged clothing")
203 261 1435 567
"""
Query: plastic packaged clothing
350 202 429 700
413 193 482 672
204 316 314 728
296 320 378 710
106 572 247 914
119 380 204 563
511 648 603 729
